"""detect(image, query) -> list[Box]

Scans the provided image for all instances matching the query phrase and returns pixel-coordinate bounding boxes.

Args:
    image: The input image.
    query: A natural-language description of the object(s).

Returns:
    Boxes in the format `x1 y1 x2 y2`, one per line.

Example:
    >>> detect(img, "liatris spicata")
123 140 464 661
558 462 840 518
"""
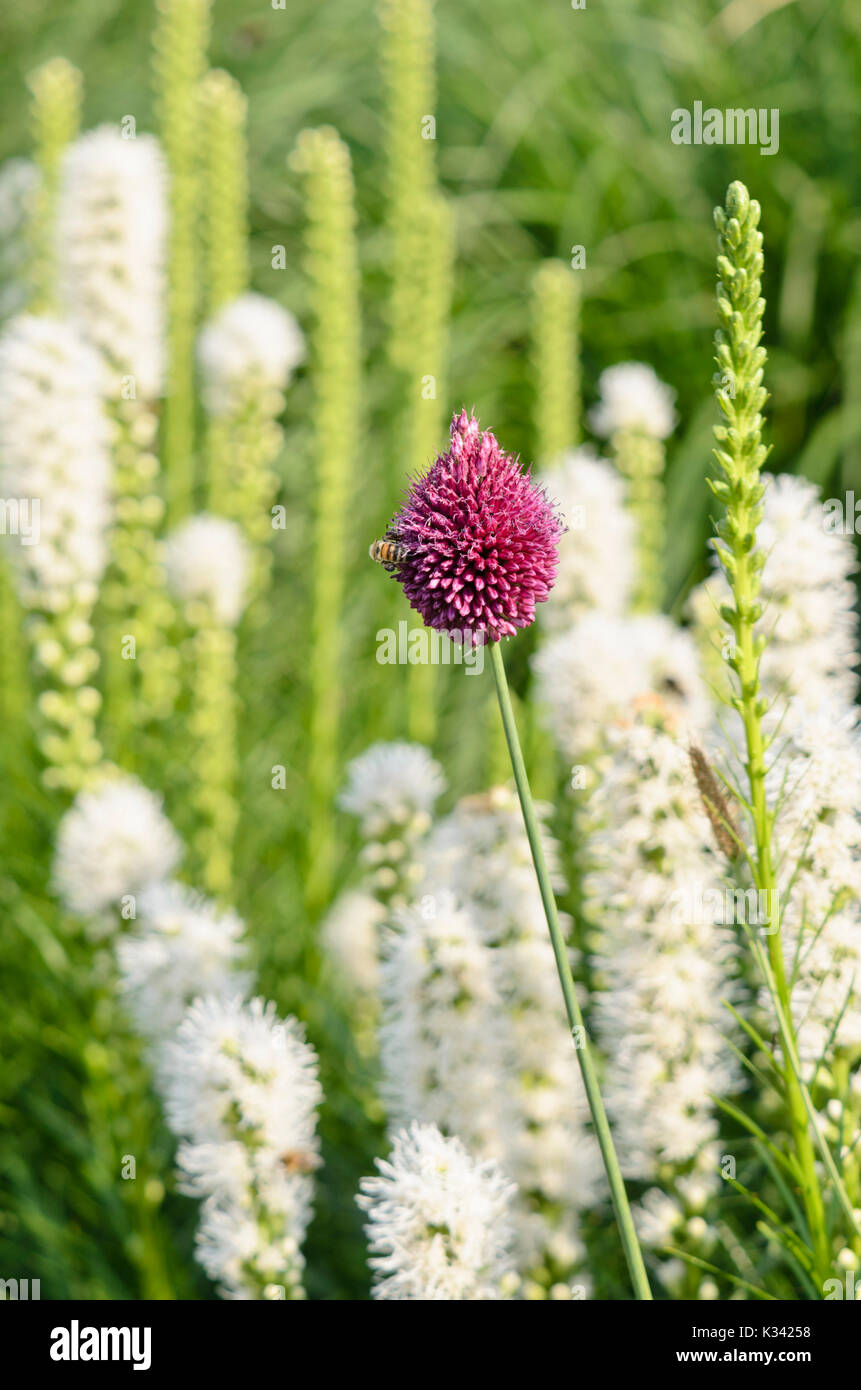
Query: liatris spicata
200 69 249 316
56 126 179 730
358 1121 517 1301
52 774 182 923
160 995 322 1300
534 610 710 763
57 127 166 399
539 447 636 629
583 712 739 1294
0 314 111 790
531 259 581 466
164 514 249 898
117 880 250 1045
152 0 211 520
420 787 604 1287
338 740 445 908
320 889 386 1001
690 471 859 719
197 292 304 595
705 180 853 1282
377 0 447 744
374 408 651 1298
379 891 512 1169
27 57 82 312
290 126 361 916
378 0 437 378
591 362 676 612
404 191 455 745
767 705 861 1068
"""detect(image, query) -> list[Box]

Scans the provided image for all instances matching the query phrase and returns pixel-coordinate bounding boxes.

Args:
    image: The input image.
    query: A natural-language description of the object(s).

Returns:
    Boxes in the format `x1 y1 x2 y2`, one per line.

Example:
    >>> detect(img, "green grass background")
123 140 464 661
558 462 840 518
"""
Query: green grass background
1 0 860 1299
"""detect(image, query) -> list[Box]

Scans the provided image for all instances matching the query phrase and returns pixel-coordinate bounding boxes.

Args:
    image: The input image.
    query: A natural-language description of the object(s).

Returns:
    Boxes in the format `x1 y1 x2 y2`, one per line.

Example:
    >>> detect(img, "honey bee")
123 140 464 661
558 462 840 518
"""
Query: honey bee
369 534 409 571
279 1150 321 1176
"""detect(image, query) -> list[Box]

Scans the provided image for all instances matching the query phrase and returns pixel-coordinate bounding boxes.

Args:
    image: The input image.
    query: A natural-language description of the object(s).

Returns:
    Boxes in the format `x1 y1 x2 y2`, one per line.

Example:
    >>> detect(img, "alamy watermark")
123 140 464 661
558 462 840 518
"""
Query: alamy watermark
671 102 779 157
669 883 779 932
376 621 485 674
0 497 39 545
823 492 861 534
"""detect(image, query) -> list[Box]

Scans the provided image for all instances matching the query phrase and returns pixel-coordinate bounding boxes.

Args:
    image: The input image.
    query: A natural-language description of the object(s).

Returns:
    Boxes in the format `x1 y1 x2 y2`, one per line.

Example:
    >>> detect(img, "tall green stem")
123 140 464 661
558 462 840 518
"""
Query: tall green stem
153 0 212 522
200 68 248 316
489 640 652 1301
531 259 580 466
406 192 454 744
611 427 665 612
292 128 361 916
27 57 82 313
711 181 830 1281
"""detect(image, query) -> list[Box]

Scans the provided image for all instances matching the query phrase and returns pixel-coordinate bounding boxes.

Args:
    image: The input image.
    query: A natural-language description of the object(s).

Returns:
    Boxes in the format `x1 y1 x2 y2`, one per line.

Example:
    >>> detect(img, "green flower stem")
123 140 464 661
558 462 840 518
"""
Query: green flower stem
489 639 652 1301
200 68 249 316
750 934 861 1244
406 192 454 744
291 128 361 916
28 607 103 793
186 612 238 900
27 57 82 313
153 0 212 522
101 400 179 748
379 0 436 377
710 181 831 1281
206 394 283 600
612 427 665 612
531 259 580 466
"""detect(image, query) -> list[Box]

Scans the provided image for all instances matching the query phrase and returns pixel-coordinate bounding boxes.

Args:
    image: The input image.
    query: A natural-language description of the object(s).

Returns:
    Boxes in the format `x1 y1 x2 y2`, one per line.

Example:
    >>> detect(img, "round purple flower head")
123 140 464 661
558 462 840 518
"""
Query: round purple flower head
388 410 563 642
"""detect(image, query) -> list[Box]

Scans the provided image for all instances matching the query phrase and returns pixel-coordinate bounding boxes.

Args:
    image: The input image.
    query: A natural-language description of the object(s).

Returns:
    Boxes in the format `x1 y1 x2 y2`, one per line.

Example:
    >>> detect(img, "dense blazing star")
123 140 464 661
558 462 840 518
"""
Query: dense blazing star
387 409 563 641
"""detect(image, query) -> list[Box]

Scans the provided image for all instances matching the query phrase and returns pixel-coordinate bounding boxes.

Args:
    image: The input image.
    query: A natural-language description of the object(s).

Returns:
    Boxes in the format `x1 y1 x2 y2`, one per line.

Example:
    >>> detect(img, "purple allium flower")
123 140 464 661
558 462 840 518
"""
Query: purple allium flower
388 410 563 641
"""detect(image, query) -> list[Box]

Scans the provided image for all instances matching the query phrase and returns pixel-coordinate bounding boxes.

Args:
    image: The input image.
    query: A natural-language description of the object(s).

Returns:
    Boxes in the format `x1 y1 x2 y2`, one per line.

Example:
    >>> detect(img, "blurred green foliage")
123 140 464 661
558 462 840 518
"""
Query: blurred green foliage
1 0 860 1299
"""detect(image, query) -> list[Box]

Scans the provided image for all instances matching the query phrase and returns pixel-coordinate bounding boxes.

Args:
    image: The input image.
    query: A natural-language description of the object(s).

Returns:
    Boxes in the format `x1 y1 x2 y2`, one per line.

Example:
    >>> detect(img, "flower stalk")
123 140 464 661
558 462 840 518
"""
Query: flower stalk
488 639 652 1300
611 427 665 612
378 0 436 378
153 0 211 521
709 181 831 1281
291 127 361 915
531 259 580 466
27 57 82 313
406 191 455 744
200 69 249 316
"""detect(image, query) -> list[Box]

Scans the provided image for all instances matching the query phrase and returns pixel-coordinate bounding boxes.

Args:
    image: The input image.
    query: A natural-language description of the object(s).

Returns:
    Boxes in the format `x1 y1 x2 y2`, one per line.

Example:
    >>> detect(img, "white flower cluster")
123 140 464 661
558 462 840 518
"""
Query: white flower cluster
358 1121 517 1300
539 447 636 629
690 473 859 719
320 888 386 997
770 705 861 1068
584 717 738 1251
57 127 167 399
589 362 677 440
164 514 250 626
0 314 111 612
54 775 319 1301
197 292 304 416
533 611 711 761
53 774 181 920
161 995 323 1300
337 741 445 906
381 788 602 1279
340 740 445 835
380 891 509 1163
117 881 250 1043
